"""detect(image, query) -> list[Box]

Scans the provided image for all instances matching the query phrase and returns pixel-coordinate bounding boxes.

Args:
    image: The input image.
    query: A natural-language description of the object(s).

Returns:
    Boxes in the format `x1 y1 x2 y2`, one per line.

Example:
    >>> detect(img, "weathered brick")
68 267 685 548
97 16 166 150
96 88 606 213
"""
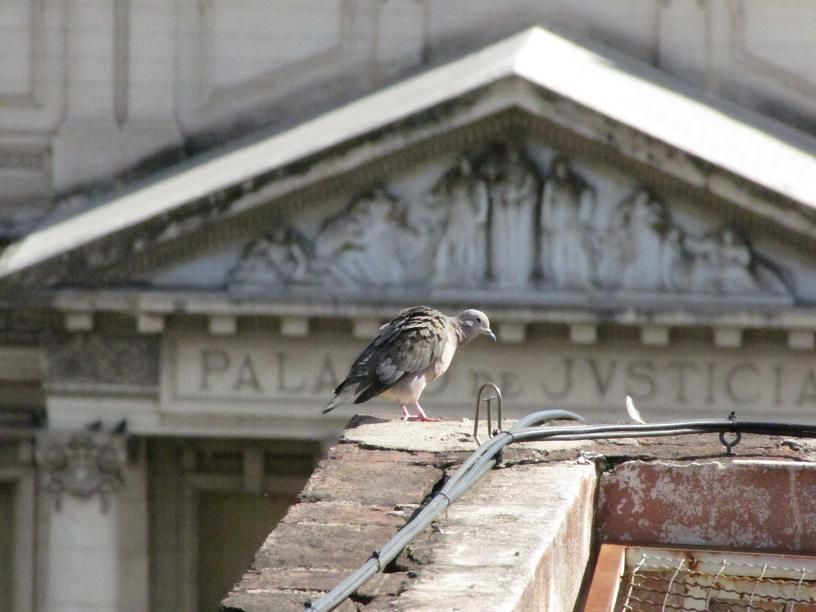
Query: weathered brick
282 501 412 527
300 452 442 506
356 571 412 599
227 567 411 611
254 522 399 570
328 443 438 466
221 589 357 612
232 568 350 593
360 595 402 611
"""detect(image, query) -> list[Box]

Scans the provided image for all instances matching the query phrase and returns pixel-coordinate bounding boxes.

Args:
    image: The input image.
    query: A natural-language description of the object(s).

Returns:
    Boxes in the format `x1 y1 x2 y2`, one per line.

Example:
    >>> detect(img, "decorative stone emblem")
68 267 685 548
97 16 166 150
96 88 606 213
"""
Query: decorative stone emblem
227 142 792 299
40 432 123 512
47 334 159 387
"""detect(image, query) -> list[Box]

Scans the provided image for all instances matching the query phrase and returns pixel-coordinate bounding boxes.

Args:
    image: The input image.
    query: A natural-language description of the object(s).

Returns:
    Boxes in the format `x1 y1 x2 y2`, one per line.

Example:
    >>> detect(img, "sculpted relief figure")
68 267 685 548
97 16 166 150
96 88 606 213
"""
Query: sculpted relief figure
660 227 693 292
683 228 788 295
718 229 757 294
596 189 669 290
594 190 790 298
229 188 422 289
616 190 669 291
224 141 791 300
481 145 540 286
313 188 416 286
540 157 596 289
228 226 310 287
685 231 731 293
432 158 489 285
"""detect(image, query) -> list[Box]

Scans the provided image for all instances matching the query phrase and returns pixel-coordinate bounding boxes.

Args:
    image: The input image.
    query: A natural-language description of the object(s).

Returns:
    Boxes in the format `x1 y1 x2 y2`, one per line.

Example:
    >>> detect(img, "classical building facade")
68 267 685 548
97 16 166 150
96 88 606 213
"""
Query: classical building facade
2 3 816 611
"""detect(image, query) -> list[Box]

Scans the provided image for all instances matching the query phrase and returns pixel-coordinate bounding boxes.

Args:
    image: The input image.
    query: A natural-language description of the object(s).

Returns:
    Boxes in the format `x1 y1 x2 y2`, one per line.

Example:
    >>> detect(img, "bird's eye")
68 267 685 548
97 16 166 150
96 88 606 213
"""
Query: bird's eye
476 317 482 324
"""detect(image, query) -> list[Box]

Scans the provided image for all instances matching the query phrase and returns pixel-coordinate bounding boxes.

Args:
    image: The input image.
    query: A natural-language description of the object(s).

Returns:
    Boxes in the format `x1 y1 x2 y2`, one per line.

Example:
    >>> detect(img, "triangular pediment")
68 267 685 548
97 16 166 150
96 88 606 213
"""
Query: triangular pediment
4 27 816 313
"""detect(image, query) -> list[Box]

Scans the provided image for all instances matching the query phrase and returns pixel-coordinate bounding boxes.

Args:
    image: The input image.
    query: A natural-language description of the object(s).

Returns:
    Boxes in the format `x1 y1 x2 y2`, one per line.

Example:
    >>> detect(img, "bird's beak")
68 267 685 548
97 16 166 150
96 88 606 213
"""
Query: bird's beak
485 329 496 342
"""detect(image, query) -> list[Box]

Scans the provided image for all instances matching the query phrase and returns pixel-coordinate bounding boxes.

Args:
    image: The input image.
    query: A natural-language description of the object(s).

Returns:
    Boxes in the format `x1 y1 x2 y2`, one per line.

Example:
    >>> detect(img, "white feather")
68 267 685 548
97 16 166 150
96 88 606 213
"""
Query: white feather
625 395 647 424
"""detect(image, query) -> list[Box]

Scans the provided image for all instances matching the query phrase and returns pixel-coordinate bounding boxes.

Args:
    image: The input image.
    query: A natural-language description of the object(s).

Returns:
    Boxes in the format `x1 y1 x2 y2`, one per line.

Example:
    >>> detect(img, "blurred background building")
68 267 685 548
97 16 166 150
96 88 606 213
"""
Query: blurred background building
1 1 816 611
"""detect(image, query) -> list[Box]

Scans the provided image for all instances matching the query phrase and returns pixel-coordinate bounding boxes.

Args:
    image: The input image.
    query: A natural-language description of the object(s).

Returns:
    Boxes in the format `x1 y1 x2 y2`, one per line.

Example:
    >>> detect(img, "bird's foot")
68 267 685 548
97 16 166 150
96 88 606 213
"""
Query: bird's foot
415 414 441 422
412 403 440 422
400 405 417 421
399 403 440 421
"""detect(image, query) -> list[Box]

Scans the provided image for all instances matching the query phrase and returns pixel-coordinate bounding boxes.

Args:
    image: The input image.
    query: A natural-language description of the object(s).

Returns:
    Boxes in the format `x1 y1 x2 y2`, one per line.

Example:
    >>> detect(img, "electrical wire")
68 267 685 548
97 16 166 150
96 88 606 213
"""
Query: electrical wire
304 413 816 611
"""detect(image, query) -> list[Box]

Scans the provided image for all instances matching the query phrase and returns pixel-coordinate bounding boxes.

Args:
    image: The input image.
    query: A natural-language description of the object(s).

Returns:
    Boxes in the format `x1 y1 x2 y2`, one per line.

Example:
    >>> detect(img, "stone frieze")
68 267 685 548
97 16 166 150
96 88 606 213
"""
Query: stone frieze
228 143 791 299
47 334 159 387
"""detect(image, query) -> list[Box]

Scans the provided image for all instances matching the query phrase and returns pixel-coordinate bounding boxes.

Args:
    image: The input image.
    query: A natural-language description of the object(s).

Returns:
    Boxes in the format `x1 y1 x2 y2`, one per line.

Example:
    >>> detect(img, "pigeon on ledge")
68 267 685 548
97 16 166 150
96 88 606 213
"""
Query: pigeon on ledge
324 305 495 421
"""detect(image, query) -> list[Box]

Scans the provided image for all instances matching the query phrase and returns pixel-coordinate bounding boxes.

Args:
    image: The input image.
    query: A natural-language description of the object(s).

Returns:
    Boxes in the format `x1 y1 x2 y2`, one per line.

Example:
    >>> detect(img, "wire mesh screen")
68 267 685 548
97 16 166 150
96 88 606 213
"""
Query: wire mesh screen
616 548 816 612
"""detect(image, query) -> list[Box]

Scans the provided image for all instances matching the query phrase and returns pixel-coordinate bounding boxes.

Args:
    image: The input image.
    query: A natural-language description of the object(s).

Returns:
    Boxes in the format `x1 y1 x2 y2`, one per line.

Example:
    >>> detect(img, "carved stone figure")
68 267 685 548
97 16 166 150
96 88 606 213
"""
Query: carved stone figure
717 229 761 294
593 188 791 298
685 231 722 293
313 188 416 286
221 143 792 301
540 157 596 289
399 203 445 285
40 432 123 512
618 190 668 291
481 145 540 286
432 158 489 285
686 228 764 295
660 227 692 291
229 225 310 286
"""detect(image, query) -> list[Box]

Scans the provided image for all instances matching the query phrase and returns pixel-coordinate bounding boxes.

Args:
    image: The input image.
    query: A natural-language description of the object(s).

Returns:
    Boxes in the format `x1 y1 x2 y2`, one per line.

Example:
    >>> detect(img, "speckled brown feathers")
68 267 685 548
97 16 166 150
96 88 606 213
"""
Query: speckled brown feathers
324 305 494 420
325 306 451 408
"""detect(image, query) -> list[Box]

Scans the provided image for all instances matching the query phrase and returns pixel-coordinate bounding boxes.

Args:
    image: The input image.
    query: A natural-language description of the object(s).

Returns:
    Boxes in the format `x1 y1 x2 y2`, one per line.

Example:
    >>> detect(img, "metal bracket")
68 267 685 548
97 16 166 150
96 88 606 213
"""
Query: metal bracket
473 383 503 446
719 431 742 455
720 411 741 455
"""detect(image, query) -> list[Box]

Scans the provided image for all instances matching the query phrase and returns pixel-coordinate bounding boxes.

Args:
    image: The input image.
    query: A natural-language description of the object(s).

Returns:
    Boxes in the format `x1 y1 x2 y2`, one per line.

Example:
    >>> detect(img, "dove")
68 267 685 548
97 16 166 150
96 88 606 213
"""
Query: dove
324 306 495 421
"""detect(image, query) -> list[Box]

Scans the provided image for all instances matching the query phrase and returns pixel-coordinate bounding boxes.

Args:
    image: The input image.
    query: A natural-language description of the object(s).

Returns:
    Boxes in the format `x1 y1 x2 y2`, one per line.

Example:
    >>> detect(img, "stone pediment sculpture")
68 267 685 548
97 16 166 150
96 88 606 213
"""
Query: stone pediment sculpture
229 187 435 288
227 143 792 301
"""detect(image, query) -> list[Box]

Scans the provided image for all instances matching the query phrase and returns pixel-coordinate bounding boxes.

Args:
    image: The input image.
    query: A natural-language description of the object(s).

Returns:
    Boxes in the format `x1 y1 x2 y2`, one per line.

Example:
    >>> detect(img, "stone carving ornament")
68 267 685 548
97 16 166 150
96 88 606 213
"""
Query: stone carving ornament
227 143 791 299
47 334 160 386
313 187 414 286
432 158 489 285
40 431 123 512
230 226 310 286
481 145 540 286
541 156 597 289
598 189 670 290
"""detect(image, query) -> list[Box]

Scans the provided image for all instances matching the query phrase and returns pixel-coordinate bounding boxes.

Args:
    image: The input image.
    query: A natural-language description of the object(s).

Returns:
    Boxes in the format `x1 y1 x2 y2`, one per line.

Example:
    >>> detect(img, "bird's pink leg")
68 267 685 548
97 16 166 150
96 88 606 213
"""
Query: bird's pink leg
399 404 417 421
412 401 440 422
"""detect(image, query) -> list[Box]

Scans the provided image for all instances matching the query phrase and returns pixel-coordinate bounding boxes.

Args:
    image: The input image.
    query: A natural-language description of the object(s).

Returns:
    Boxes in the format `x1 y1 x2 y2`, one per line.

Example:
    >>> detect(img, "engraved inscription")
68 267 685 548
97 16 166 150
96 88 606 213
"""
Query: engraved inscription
166 335 816 419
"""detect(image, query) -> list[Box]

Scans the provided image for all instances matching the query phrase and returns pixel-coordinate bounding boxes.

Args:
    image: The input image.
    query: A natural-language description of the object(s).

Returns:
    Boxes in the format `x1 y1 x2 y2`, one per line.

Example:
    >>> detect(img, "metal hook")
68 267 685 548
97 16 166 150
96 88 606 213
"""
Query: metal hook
473 383 503 446
719 431 741 455
720 410 741 455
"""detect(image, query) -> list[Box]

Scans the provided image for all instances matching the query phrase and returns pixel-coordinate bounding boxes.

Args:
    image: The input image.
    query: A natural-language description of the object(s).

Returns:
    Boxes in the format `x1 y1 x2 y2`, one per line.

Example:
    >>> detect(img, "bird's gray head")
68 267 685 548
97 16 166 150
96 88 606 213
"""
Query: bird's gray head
455 309 496 343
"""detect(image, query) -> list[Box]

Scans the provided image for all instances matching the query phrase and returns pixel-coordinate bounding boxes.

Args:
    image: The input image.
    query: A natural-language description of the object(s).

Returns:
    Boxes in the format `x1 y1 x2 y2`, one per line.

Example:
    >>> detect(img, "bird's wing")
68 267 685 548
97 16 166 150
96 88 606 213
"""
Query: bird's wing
339 306 451 404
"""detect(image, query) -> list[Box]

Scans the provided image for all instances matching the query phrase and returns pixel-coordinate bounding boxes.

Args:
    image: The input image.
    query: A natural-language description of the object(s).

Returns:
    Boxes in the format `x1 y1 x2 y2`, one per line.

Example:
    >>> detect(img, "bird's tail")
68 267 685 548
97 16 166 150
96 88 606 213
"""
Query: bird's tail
322 396 342 414
322 385 354 414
